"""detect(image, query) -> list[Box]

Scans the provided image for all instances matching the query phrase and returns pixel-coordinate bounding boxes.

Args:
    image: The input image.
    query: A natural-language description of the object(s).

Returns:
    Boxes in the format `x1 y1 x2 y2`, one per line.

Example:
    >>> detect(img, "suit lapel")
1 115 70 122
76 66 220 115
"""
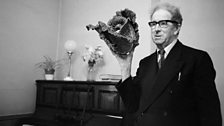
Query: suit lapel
139 41 184 113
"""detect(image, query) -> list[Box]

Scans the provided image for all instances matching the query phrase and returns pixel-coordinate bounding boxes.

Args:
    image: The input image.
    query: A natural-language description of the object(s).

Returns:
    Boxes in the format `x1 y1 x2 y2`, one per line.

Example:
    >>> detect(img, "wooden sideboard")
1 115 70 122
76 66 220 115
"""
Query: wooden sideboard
21 80 124 126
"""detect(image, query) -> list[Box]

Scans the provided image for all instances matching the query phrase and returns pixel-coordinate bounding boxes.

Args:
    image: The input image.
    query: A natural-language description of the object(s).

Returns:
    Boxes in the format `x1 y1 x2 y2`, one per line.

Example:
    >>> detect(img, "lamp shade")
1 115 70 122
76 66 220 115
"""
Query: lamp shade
64 40 77 52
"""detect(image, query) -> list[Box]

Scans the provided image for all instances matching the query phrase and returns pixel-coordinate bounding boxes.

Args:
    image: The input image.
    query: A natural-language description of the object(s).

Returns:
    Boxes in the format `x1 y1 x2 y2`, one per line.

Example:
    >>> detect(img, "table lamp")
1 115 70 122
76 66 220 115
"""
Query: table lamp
64 40 77 81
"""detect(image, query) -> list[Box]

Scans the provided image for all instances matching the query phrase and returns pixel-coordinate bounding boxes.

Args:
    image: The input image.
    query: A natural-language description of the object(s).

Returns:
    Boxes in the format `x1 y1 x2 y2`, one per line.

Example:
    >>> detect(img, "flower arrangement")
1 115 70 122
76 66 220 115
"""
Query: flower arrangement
82 45 103 70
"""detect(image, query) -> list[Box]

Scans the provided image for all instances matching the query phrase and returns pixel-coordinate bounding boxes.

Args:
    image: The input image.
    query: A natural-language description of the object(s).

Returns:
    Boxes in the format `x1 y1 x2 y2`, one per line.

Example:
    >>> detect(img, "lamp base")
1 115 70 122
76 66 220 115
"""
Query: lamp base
64 76 73 81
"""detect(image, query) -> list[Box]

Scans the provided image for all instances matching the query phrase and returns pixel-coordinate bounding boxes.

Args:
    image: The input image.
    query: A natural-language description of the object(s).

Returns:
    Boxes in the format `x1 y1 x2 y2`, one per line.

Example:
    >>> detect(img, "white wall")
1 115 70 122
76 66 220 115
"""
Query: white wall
0 0 60 116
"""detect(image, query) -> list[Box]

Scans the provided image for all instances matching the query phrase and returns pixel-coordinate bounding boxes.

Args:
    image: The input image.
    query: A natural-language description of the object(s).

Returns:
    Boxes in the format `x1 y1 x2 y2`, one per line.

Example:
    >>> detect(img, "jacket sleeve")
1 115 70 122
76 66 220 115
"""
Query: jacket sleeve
194 52 222 126
116 76 140 113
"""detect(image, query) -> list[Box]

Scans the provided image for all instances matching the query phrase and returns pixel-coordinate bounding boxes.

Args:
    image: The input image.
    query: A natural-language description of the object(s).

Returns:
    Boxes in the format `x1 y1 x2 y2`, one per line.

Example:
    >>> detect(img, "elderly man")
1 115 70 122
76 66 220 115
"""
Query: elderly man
114 2 222 126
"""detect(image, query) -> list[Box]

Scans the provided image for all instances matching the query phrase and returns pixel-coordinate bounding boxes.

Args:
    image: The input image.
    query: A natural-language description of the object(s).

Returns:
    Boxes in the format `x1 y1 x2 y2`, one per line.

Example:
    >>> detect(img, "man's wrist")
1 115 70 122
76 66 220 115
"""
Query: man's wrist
120 65 131 82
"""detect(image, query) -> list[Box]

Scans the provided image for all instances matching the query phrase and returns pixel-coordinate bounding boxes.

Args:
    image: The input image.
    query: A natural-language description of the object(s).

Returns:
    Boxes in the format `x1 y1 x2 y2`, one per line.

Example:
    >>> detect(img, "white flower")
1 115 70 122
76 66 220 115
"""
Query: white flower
82 45 103 68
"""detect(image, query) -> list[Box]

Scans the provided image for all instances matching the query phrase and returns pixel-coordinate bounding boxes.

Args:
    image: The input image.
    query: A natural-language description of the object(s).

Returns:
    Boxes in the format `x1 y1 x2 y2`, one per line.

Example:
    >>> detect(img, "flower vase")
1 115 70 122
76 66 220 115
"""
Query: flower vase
87 60 96 81
87 66 95 81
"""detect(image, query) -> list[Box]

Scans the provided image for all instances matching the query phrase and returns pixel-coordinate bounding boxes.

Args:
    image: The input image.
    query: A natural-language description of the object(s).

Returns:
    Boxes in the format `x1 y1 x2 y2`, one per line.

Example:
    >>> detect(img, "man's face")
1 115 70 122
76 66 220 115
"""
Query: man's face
150 9 178 49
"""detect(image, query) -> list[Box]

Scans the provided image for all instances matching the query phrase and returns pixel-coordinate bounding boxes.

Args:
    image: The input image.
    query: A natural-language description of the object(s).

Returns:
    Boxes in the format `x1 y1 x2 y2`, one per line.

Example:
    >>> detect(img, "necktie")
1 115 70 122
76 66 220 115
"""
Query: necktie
158 49 165 69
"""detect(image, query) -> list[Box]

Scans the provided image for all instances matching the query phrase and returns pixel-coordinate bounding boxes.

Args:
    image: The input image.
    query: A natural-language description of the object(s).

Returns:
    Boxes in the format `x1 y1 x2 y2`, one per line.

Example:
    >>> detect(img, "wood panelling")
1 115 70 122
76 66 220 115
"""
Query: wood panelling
24 80 124 125
98 90 120 111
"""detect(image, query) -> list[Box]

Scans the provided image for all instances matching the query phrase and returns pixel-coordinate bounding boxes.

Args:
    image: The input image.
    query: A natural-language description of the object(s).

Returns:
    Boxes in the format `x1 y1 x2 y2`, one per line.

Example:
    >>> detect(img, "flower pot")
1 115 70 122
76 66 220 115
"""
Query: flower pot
44 69 55 80
45 74 54 80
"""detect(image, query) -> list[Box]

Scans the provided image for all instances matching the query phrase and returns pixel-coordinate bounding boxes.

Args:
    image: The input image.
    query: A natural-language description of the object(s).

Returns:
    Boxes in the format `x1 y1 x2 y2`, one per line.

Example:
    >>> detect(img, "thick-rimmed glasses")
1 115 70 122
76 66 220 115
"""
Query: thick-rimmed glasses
148 20 178 28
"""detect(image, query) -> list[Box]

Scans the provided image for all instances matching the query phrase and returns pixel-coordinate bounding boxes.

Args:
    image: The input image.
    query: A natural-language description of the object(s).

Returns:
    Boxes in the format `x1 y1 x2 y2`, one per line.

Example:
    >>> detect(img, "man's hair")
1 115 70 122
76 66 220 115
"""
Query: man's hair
150 2 183 26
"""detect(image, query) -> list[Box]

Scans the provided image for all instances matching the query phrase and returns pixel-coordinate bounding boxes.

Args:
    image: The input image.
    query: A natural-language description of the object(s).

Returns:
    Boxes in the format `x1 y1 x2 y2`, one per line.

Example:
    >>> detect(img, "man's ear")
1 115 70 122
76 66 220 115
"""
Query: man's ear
174 25 181 35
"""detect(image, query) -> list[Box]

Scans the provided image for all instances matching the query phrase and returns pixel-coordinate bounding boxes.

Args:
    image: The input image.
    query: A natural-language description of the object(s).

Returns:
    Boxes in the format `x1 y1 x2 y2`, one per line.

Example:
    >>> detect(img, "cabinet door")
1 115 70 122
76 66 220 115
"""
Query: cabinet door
37 84 61 107
61 86 94 110
95 85 124 115
98 90 120 112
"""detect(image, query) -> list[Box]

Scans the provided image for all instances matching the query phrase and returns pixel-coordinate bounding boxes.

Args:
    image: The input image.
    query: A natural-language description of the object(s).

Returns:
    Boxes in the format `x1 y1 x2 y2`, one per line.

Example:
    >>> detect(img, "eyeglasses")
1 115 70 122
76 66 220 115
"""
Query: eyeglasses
148 20 178 28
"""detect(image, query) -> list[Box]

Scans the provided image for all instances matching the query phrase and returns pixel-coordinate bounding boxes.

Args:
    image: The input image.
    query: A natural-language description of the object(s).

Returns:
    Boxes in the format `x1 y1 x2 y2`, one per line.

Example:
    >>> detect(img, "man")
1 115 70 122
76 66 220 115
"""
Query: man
114 2 222 126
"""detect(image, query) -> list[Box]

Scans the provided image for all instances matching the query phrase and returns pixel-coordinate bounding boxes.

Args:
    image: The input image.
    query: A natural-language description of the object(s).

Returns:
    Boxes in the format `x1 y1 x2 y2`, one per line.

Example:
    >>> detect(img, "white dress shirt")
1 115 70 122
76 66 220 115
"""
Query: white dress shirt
157 39 178 62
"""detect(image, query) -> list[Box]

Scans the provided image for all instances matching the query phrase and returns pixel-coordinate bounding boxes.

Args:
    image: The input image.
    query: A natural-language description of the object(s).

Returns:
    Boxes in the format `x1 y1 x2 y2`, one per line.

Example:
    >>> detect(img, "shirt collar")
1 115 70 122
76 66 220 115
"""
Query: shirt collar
157 39 177 58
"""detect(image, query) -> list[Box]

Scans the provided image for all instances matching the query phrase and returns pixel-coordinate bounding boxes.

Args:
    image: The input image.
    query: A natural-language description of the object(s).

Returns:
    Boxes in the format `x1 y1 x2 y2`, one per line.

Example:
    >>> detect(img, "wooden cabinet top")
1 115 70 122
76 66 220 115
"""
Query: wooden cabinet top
36 80 118 86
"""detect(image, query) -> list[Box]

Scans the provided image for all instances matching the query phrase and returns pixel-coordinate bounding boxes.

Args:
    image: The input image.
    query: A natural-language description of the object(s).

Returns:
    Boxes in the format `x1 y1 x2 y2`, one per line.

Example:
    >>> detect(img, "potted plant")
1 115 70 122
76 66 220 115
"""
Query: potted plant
35 56 62 80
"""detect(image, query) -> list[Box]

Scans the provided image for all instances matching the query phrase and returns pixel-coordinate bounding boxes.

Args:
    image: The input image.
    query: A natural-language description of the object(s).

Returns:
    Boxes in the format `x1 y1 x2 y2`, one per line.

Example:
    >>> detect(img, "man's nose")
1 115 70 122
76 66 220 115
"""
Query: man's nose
154 23 161 31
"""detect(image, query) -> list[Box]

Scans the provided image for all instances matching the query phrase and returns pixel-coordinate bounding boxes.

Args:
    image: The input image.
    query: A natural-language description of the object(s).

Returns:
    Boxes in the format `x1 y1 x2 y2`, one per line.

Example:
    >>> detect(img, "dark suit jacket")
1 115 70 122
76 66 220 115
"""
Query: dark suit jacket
116 41 222 126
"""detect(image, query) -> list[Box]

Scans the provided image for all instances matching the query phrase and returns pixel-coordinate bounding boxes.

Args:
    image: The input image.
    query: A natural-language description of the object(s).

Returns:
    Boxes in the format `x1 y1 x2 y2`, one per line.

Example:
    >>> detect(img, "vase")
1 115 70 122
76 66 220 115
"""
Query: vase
87 67 95 81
